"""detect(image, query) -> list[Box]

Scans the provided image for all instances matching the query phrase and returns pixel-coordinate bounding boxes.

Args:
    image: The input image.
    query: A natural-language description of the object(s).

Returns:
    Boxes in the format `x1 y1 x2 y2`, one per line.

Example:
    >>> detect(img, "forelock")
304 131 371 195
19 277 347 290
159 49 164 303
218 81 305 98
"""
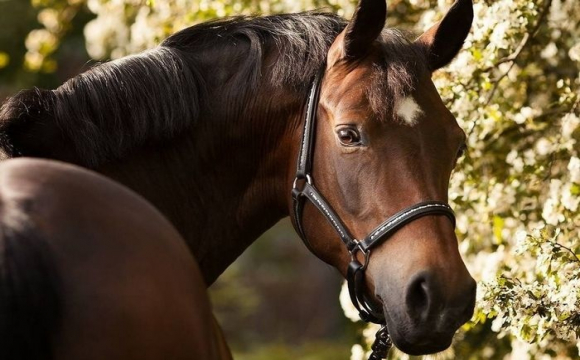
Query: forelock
366 29 428 122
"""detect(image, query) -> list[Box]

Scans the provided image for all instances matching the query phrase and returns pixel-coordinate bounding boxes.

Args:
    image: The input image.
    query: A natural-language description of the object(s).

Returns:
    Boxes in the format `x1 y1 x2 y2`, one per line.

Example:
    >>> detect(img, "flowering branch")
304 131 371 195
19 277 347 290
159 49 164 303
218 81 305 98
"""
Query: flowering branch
546 239 580 264
484 0 553 105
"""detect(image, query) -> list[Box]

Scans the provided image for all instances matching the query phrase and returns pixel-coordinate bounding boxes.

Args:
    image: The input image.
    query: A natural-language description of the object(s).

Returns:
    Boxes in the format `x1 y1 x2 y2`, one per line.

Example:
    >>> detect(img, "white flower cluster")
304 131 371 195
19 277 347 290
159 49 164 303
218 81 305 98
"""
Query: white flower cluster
479 227 580 359
443 0 580 357
82 0 357 60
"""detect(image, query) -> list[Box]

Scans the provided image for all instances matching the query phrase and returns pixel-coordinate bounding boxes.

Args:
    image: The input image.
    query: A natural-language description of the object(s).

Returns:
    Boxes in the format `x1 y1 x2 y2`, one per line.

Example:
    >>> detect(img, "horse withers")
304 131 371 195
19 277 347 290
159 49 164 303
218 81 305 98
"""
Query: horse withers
0 0 476 356
0 158 231 360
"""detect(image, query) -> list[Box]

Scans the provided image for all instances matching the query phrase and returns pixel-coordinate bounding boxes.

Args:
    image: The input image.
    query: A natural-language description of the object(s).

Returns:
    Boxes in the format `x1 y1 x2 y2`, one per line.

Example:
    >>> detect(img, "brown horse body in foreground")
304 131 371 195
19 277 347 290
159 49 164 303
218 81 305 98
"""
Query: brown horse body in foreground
0 158 231 360
0 0 477 357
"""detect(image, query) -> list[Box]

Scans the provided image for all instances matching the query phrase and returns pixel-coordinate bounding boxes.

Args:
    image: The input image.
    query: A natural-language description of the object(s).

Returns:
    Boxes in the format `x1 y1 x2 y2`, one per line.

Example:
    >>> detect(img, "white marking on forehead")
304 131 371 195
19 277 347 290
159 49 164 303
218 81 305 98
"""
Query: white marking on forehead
395 96 423 126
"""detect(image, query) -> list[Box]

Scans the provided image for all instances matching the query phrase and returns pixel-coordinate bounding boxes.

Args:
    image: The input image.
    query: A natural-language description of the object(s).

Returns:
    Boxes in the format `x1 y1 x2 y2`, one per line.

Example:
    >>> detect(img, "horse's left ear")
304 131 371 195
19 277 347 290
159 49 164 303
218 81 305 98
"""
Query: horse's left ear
415 0 473 71
341 0 387 60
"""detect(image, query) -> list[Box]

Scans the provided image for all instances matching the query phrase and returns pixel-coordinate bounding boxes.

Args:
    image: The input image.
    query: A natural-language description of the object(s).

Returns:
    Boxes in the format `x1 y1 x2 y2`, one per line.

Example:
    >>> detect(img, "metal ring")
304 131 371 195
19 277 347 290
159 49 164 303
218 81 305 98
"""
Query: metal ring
360 248 371 270
292 174 313 192
292 177 299 191
350 240 371 270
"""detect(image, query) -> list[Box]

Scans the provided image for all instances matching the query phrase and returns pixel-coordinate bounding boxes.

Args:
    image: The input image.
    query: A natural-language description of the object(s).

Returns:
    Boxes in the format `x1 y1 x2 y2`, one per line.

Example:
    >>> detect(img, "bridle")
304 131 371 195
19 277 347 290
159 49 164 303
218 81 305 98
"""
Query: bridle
291 68 456 359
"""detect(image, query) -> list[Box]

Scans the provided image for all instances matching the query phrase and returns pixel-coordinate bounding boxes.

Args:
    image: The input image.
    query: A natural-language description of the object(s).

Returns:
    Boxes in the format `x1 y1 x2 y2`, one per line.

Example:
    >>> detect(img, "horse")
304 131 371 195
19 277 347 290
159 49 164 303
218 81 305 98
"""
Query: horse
0 158 232 360
0 0 476 355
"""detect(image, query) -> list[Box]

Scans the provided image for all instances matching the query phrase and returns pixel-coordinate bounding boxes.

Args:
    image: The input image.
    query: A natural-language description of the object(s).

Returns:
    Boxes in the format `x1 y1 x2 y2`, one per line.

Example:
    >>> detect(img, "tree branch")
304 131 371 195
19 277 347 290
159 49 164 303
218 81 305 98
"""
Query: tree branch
547 239 580 263
467 0 553 138
484 0 552 106
482 0 553 74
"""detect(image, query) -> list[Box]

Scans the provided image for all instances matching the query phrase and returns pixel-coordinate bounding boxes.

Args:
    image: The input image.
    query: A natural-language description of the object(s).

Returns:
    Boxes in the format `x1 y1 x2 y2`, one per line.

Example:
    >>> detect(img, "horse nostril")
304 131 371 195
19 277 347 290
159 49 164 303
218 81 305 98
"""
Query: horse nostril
405 272 431 321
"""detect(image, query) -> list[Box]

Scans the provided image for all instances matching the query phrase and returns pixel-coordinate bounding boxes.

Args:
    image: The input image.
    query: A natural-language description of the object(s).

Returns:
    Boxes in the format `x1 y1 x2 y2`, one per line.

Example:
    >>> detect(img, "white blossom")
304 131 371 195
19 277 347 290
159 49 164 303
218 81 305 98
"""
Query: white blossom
561 184 579 211
340 281 360 322
568 157 580 183
569 43 580 62
350 344 365 360
562 113 580 139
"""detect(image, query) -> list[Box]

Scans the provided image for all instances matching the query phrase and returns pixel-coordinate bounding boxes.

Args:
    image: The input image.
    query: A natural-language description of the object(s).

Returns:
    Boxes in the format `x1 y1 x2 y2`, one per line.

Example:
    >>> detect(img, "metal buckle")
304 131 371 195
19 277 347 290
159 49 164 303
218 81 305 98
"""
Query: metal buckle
350 239 371 270
292 174 313 198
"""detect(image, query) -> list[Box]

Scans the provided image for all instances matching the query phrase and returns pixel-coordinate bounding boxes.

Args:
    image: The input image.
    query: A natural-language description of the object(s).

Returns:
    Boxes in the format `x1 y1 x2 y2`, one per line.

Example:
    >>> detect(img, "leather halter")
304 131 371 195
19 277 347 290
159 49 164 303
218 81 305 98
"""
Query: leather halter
291 67 457 326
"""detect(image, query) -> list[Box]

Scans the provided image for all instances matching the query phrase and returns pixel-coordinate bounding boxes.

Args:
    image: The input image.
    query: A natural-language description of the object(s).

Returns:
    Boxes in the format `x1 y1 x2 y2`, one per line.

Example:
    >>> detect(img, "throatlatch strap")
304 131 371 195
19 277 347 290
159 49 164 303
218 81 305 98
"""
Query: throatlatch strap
292 190 311 250
301 183 355 247
347 260 384 324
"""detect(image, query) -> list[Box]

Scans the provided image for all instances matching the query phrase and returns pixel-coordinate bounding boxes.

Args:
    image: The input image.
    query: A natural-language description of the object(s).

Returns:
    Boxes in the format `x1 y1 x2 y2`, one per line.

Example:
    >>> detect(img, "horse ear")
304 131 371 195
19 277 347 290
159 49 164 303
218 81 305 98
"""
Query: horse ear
342 0 387 60
415 0 473 71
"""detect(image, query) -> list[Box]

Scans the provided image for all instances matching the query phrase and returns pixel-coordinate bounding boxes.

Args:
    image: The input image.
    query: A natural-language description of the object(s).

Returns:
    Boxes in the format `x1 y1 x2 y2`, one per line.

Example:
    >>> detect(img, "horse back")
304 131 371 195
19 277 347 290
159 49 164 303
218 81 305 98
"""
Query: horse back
0 158 231 360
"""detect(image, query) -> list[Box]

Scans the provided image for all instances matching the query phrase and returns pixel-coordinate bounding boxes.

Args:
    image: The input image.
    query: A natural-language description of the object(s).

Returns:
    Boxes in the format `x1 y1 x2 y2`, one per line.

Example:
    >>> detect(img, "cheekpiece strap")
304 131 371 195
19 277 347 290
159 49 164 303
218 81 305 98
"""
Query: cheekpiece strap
296 67 325 178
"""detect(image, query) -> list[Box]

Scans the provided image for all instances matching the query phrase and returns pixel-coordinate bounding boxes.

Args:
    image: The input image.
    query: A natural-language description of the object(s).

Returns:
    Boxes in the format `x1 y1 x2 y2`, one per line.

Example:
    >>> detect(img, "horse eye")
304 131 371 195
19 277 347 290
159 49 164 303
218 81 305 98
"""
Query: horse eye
337 128 361 146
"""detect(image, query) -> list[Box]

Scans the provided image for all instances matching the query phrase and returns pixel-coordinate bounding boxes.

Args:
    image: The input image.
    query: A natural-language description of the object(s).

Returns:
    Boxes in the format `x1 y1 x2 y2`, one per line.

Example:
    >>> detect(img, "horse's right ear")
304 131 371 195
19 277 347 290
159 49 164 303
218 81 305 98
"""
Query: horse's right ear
330 0 387 63
415 0 473 71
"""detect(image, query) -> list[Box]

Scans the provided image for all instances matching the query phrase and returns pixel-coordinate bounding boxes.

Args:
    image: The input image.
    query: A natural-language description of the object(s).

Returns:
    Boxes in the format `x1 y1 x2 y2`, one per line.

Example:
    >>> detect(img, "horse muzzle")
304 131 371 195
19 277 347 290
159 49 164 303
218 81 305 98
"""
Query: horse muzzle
380 270 476 355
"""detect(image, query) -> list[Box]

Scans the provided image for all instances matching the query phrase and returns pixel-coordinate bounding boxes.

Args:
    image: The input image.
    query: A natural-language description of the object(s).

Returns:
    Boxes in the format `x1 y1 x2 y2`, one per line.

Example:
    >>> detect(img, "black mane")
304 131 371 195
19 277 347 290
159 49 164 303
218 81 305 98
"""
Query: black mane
0 11 426 167
162 12 347 91
0 12 346 167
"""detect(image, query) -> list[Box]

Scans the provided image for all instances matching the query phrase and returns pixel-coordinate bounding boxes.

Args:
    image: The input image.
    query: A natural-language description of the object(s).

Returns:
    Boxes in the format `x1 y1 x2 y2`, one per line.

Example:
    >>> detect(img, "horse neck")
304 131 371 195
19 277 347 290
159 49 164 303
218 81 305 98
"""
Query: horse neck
0 42 311 284
97 86 302 285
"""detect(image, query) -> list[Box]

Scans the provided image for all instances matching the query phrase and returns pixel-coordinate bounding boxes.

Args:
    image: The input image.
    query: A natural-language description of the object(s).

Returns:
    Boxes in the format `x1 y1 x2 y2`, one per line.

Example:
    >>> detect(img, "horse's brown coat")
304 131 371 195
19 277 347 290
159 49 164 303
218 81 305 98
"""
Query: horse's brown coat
0 158 231 360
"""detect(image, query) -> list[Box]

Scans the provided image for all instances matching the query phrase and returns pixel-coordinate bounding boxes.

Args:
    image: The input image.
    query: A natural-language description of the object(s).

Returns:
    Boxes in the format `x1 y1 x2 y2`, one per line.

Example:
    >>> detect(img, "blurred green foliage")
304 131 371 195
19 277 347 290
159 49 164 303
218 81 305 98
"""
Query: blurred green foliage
0 0 93 97
210 220 359 357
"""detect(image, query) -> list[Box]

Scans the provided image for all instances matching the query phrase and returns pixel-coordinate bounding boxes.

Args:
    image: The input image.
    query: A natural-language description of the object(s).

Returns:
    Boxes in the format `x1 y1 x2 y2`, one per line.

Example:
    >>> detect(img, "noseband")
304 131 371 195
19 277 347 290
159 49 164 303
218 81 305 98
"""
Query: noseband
291 68 456 358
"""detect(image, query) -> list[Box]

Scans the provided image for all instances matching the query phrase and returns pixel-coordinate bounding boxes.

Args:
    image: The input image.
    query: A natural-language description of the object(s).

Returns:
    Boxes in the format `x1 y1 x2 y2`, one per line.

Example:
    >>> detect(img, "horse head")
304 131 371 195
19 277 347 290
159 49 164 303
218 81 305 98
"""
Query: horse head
289 0 476 354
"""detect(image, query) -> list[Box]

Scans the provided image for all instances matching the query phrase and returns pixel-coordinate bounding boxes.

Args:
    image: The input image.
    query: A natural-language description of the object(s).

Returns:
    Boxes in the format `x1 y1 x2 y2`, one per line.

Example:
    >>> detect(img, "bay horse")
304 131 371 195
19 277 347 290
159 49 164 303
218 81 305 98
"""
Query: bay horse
0 0 476 356
0 158 231 360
